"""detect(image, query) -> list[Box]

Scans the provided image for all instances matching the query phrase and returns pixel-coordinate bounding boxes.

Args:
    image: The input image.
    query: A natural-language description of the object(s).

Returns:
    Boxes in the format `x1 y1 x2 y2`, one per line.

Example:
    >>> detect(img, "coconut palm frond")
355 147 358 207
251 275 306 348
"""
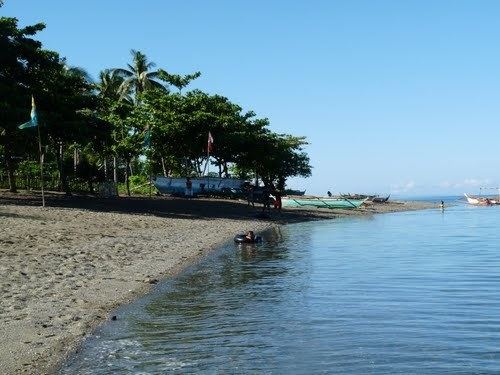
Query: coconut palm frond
65 65 94 83
149 79 168 91
112 68 134 78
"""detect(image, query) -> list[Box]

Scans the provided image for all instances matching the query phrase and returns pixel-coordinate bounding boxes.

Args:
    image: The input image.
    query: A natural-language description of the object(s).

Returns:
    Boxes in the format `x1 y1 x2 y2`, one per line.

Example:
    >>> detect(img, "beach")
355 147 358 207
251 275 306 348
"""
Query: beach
0 192 434 374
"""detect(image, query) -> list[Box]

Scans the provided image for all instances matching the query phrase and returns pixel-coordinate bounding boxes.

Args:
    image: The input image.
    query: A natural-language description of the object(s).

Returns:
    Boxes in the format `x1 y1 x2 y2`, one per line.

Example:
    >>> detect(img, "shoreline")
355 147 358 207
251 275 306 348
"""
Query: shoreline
0 191 435 374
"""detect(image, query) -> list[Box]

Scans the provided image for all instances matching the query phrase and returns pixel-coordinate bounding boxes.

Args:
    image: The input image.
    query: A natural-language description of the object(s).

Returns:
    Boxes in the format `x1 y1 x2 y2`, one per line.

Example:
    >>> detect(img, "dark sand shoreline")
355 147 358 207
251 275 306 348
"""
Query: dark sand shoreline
0 191 435 374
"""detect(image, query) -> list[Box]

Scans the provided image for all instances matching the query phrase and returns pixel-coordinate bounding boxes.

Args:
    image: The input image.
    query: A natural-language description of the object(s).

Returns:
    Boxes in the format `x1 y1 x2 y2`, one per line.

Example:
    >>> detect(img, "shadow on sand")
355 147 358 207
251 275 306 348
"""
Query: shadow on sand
0 191 330 224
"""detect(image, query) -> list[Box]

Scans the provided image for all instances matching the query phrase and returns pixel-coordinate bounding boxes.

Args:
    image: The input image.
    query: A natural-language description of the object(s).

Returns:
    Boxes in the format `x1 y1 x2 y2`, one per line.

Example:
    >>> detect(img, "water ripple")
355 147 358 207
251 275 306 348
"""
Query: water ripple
60 205 500 374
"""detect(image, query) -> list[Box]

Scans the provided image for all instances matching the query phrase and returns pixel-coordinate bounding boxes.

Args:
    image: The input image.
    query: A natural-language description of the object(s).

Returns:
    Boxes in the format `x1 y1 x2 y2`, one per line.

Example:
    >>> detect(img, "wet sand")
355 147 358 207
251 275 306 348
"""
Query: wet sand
0 192 435 374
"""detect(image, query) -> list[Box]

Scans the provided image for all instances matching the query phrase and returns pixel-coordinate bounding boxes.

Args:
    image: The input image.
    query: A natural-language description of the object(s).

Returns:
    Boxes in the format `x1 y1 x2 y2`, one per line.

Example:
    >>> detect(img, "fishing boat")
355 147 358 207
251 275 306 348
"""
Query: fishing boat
371 194 390 203
154 176 245 195
283 189 306 196
464 193 498 206
282 196 367 209
340 193 375 200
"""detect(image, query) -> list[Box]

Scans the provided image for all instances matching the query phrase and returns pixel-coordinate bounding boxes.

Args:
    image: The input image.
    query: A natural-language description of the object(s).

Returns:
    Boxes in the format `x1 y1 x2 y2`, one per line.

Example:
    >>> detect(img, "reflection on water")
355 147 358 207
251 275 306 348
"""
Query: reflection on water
60 205 500 374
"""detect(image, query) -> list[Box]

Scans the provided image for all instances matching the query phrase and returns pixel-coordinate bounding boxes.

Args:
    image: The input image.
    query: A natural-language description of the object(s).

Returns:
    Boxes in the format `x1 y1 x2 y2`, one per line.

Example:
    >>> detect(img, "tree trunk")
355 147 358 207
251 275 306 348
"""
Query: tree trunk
195 158 203 177
73 147 78 174
56 143 62 191
129 159 134 176
88 178 94 194
58 142 70 195
103 158 108 180
113 156 118 183
125 159 131 196
161 156 167 177
4 143 17 193
277 177 286 191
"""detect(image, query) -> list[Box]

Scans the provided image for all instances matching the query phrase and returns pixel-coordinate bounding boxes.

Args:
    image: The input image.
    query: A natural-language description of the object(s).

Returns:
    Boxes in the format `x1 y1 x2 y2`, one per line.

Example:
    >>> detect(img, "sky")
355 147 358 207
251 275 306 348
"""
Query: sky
3 0 500 196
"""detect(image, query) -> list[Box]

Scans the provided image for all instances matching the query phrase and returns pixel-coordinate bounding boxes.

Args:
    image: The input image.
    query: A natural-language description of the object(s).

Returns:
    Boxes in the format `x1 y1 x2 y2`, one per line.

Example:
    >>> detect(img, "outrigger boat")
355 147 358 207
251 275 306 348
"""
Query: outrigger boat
282 196 367 209
371 194 390 203
464 193 498 206
283 189 306 196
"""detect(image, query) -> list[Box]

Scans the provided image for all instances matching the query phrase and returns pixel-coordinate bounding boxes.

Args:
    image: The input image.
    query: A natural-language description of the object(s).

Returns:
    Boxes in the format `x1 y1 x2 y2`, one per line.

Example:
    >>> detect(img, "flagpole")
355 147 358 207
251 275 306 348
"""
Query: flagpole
37 121 45 207
207 142 210 193
148 156 152 198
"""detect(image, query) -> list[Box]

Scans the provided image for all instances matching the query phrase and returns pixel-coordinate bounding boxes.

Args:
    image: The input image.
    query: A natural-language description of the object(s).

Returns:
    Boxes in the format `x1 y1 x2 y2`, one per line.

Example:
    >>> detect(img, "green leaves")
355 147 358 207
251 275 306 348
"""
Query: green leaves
112 49 167 101
157 70 201 93
1 22 312 193
133 87 312 187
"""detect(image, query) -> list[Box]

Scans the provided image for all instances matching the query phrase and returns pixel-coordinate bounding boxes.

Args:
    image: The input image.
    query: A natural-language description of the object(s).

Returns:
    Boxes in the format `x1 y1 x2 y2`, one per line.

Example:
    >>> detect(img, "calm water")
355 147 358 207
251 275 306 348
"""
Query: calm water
60 203 500 374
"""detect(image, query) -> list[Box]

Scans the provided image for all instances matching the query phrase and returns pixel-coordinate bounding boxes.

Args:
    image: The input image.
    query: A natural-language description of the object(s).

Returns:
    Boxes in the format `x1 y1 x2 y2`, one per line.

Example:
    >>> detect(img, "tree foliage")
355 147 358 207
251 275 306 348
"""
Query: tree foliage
0 13 312 195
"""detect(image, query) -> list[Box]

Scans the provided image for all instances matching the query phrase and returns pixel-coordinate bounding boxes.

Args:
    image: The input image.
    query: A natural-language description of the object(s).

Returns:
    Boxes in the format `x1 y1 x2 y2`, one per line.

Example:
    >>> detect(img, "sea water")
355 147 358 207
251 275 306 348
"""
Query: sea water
60 202 500 374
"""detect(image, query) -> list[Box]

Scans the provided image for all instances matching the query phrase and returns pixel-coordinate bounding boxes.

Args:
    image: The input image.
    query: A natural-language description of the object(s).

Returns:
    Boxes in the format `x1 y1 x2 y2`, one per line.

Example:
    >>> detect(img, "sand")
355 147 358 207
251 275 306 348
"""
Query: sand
0 192 435 374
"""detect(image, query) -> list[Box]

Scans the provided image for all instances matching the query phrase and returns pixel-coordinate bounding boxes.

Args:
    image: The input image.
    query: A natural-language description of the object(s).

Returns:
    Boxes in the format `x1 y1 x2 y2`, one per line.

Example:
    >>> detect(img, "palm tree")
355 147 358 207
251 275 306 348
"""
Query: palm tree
95 69 130 102
94 69 128 184
64 65 93 84
113 50 165 101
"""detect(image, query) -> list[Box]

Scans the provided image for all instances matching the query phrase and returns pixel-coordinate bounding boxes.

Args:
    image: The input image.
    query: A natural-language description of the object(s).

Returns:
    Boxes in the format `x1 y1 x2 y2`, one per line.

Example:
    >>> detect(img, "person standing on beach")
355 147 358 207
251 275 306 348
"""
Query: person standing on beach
262 187 271 213
273 188 282 210
185 177 193 197
247 184 255 207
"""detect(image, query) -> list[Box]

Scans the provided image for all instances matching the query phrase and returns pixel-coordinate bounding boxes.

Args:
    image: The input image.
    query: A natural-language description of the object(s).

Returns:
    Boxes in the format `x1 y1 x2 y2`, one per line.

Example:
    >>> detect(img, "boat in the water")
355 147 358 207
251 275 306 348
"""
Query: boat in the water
282 196 367 209
464 193 498 206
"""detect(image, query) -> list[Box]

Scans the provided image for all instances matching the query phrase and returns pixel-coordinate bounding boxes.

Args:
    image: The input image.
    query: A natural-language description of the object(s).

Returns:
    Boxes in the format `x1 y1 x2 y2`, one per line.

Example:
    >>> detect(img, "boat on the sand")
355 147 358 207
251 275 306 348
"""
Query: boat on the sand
371 194 390 203
282 196 367 209
283 189 306 196
154 176 245 195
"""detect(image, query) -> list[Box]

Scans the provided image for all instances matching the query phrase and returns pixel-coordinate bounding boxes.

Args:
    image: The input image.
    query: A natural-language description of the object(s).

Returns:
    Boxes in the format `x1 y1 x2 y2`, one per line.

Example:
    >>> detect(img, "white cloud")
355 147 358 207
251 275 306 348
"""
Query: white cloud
390 180 416 193
438 178 492 190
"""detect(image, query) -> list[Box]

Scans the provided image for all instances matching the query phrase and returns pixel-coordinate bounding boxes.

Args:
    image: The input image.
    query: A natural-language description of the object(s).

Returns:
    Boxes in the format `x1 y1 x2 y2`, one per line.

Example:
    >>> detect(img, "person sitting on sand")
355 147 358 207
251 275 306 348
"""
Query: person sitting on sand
245 231 255 241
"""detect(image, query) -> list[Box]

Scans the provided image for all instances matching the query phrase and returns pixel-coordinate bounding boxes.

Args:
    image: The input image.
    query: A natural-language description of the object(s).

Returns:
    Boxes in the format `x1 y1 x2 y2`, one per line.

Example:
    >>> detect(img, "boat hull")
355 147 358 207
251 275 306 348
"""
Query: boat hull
282 197 366 209
464 193 498 205
371 194 390 203
154 176 245 195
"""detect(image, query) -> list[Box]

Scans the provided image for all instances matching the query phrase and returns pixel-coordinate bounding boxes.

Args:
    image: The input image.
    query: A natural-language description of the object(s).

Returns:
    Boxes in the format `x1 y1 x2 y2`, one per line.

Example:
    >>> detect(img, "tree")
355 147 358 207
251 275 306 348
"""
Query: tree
158 70 201 93
95 69 128 101
113 50 166 101
236 131 312 190
94 69 131 183
40 63 98 193
0 17 48 191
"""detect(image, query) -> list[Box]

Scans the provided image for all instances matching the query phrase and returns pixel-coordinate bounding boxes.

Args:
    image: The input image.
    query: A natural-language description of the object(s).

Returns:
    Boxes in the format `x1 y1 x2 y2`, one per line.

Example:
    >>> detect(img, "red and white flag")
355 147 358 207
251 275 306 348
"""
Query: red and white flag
207 131 214 153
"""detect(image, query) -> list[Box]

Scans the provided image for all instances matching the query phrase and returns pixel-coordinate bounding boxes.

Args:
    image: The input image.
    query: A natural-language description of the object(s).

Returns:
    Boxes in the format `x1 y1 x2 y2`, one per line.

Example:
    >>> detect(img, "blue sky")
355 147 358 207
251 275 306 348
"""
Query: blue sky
3 1 500 196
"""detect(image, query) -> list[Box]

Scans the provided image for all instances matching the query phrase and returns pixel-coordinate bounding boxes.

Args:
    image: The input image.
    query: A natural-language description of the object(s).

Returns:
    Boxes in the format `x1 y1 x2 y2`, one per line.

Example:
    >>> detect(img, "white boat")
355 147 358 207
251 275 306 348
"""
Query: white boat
464 193 498 205
154 176 245 195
